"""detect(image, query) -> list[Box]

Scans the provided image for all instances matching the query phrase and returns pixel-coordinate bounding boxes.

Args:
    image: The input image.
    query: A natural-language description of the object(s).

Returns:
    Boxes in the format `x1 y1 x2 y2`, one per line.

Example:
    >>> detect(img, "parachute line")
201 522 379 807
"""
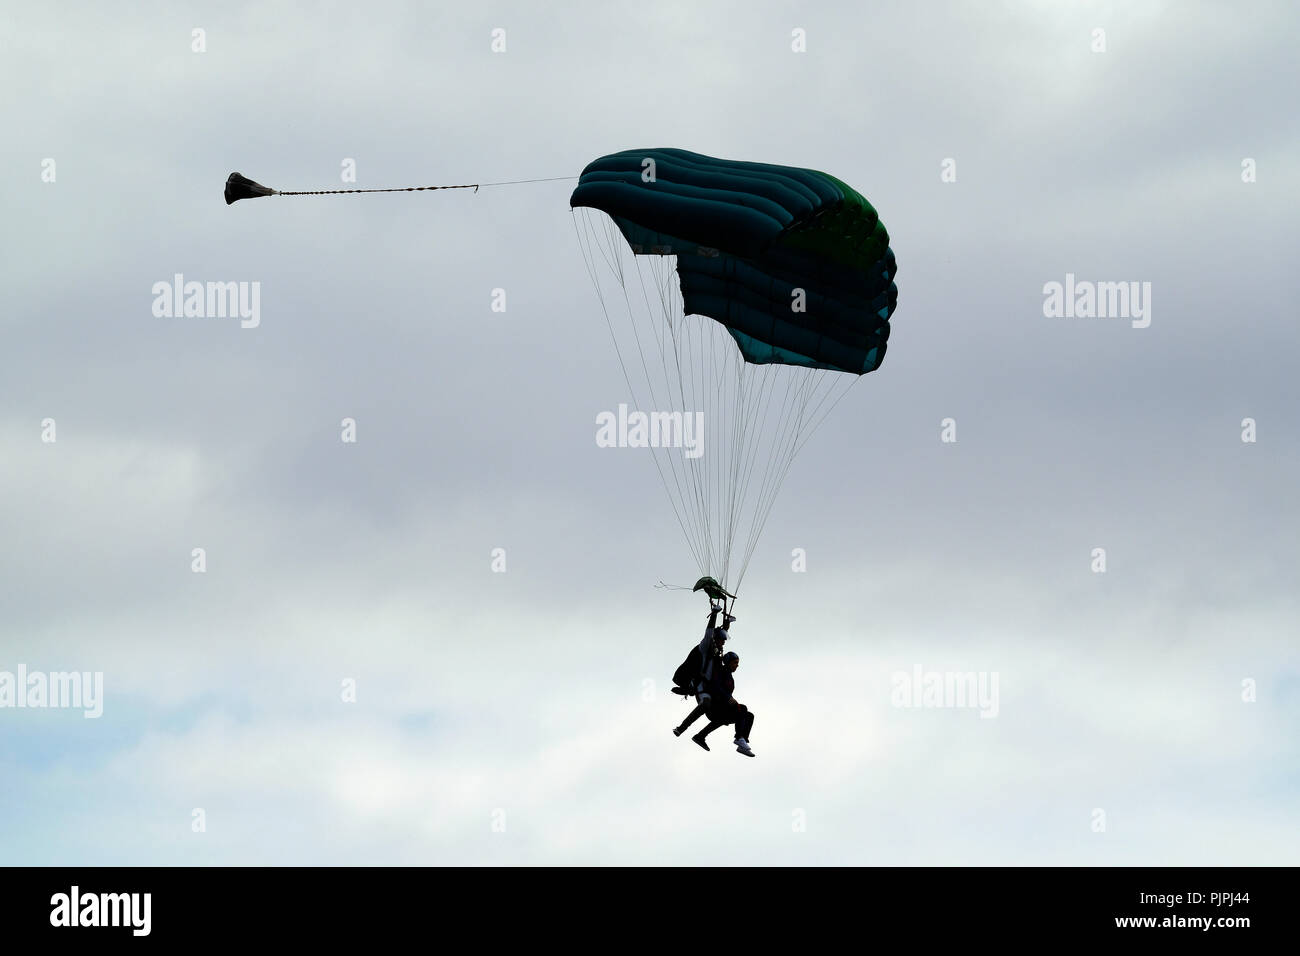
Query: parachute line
573 207 866 594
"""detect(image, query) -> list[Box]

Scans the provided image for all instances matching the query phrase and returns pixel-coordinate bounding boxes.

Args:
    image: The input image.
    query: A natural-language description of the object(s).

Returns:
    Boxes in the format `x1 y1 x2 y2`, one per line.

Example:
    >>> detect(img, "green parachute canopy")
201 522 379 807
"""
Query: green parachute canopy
570 148 897 374
571 148 898 595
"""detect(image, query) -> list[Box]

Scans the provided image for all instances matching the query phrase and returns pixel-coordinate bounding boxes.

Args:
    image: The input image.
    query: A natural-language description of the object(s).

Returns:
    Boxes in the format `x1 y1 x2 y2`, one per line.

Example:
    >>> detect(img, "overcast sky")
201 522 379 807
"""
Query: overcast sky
2 1 1297 865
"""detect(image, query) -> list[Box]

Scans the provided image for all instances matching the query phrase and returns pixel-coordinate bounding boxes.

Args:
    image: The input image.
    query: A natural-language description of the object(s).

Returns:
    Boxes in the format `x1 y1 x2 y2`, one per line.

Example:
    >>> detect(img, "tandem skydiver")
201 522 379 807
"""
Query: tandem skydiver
671 601 731 735
672 601 751 755
691 649 755 757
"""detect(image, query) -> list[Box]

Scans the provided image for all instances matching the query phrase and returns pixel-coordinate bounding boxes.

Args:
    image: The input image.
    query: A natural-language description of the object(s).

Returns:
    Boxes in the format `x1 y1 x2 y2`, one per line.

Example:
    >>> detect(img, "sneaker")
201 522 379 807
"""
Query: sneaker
735 738 755 757
691 733 710 752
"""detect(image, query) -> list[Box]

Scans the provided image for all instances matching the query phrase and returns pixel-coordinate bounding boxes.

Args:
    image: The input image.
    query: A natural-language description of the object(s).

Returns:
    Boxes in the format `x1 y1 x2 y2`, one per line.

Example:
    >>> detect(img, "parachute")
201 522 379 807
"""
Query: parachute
691 576 735 604
572 148 899 597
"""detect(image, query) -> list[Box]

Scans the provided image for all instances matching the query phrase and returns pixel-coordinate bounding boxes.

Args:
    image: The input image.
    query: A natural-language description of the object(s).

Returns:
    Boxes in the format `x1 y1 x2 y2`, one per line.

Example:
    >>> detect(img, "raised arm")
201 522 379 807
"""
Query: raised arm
699 605 721 654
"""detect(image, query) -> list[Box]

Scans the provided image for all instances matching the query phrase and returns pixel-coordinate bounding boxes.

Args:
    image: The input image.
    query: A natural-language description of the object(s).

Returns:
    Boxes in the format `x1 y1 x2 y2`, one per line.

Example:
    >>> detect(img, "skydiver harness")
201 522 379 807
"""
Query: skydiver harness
671 579 736 699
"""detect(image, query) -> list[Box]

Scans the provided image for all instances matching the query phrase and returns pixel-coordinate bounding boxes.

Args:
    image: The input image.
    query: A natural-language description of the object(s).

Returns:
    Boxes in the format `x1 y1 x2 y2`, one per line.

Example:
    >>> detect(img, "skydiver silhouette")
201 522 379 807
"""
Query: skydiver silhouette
673 602 744 749
689 650 755 757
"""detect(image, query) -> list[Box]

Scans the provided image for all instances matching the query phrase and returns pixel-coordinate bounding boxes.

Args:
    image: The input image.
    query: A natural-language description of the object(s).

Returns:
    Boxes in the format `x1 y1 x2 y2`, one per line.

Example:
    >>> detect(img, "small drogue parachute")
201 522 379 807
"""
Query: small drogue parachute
224 172 277 204
571 149 898 597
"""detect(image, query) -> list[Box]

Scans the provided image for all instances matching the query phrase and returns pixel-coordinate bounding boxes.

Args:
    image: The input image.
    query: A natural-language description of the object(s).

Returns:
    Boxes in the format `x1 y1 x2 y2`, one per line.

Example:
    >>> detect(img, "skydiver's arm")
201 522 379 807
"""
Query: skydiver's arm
700 607 721 654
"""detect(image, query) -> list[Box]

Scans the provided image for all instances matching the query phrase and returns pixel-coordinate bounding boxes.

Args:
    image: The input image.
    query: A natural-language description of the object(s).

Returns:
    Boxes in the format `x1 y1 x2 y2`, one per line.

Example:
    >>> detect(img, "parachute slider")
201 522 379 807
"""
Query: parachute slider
692 576 736 603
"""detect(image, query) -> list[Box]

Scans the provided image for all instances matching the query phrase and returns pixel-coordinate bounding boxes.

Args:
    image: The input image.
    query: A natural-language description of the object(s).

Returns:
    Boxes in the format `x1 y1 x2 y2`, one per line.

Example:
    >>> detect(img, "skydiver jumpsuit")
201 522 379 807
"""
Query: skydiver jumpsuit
675 609 724 735
696 667 754 743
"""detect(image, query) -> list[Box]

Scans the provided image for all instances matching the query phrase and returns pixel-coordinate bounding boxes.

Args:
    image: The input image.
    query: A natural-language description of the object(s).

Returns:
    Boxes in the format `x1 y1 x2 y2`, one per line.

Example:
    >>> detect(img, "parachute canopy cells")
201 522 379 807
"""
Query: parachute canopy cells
570 148 898 375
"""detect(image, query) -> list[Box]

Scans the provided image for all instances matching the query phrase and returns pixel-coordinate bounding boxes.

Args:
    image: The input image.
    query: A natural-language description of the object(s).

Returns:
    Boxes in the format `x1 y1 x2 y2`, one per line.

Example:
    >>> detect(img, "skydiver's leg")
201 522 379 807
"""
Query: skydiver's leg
695 720 724 740
734 705 754 742
675 702 707 735
690 720 722 751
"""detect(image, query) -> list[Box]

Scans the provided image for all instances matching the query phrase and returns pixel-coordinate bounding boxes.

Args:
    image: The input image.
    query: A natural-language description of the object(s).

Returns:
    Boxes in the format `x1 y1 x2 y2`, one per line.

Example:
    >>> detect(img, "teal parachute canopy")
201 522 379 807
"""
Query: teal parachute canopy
570 148 897 374
571 148 899 595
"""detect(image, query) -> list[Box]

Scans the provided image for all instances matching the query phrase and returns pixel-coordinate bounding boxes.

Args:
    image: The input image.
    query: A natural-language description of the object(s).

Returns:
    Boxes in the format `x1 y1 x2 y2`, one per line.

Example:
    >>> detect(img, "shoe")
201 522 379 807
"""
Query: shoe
735 738 755 757
691 733 710 751
673 725 686 737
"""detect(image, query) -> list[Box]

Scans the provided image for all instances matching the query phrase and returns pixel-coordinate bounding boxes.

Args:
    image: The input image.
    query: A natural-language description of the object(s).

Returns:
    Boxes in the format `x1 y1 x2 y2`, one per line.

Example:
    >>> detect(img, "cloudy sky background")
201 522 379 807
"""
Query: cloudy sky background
2 0 1297 864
